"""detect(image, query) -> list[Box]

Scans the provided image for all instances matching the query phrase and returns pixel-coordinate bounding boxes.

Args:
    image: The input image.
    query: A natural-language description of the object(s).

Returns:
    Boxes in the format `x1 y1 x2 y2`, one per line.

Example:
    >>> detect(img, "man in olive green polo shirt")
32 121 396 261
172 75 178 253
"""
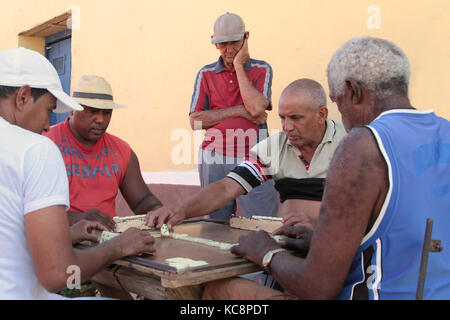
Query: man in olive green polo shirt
146 79 346 230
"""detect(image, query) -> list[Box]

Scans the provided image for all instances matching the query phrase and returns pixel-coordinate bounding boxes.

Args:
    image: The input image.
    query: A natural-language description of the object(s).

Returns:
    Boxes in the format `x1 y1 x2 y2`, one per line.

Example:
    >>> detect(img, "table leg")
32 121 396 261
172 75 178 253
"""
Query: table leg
165 285 204 300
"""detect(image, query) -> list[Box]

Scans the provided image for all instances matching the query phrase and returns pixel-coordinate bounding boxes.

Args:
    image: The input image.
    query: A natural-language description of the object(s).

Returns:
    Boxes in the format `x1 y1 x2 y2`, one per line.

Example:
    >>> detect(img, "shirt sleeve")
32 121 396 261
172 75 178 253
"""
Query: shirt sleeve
253 62 273 110
189 68 211 114
23 138 69 215
226 136 274 194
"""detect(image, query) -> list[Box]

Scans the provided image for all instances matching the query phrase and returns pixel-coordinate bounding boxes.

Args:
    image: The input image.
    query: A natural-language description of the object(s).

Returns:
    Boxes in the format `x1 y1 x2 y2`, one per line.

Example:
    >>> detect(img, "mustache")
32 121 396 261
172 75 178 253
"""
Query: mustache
91 126 106 131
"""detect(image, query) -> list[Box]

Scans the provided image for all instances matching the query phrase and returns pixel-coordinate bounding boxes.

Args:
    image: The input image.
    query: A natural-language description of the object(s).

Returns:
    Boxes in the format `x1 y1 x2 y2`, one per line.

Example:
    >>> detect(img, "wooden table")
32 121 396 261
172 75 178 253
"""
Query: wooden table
89 220 262 300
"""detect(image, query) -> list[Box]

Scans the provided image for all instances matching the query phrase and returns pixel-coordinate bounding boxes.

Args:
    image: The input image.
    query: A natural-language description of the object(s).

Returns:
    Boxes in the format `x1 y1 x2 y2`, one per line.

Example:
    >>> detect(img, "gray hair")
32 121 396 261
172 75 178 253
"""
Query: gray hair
281 78 327 110
327 37 410 100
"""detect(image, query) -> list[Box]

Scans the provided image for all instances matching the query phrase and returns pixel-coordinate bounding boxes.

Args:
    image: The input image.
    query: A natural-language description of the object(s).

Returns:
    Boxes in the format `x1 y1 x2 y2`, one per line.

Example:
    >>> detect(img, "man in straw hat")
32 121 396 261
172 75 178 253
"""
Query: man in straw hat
188 12 278 222
0 47 156 299
44 75 162 229
202 37 450 300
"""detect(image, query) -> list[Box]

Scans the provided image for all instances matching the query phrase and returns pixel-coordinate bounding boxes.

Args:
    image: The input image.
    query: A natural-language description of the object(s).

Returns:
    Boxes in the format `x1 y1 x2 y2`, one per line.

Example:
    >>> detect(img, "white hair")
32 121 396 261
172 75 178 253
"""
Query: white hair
327 37 410 100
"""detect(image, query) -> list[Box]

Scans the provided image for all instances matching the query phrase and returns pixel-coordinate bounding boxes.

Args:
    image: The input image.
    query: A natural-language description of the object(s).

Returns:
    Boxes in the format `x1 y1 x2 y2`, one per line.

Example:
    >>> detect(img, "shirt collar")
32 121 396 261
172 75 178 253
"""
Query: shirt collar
321 119 336 144
215 56 252 73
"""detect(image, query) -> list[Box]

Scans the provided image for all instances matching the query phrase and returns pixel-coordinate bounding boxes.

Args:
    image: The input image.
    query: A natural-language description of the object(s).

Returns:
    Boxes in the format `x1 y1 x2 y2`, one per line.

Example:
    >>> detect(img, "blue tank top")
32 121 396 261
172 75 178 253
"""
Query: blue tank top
336 109 450 300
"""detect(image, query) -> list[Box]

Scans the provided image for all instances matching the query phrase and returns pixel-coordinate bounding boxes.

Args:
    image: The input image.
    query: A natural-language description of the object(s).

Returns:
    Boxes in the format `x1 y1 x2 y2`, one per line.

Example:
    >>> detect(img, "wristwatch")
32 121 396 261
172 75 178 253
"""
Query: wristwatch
262 248 286 269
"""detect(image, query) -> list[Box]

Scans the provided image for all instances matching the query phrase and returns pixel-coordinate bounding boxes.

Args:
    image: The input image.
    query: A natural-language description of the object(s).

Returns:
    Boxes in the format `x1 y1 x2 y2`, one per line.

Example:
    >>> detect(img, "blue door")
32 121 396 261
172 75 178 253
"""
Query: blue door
46 30 72 125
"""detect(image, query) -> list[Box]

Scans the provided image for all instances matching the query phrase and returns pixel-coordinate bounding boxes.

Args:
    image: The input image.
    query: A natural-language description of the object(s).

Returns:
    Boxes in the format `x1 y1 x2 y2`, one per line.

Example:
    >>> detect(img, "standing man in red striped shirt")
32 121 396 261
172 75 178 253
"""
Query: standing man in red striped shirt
187 12 278 221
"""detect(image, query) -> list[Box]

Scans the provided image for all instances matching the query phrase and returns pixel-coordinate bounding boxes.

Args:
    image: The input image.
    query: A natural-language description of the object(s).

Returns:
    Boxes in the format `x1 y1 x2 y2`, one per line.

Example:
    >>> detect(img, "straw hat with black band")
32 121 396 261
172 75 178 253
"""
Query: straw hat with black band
71 75 126 110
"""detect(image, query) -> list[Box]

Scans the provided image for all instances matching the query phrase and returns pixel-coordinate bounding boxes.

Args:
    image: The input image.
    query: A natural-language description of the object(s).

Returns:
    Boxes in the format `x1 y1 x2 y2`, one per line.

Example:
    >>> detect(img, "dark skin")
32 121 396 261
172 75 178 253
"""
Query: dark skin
273 225 313 256
66 106 162 229
230 79 415 299
69 219 108 244
0 87 156 293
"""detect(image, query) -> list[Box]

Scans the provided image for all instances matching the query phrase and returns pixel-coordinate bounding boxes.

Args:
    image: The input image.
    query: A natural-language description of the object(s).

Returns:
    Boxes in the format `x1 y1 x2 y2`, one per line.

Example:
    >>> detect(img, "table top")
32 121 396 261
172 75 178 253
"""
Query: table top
98 220 262 288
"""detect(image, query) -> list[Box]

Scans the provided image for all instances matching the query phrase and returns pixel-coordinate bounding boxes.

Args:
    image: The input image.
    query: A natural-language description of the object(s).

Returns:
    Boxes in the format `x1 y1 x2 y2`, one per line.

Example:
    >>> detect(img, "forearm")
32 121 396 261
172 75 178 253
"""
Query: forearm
190 105 249 130
44 241 124 292
235 64 269 117
69 241 124 286
32 234 124 292
133 193 163 214
269 252 327 299
182 179 244 219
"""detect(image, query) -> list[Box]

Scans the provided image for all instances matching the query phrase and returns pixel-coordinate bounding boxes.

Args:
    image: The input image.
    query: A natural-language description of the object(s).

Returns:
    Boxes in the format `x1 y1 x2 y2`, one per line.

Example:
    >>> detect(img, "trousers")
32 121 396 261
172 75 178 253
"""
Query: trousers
198 148 279 221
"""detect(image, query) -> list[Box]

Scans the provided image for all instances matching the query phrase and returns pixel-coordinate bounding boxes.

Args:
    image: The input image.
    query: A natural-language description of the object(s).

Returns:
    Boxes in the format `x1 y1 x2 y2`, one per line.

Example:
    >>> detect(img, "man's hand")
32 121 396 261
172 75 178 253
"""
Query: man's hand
282 212 316 230
70 220 108 244
273 225 313 256
233 36 250 68
69 209 116 231
230 230 280 268
110 227 156 257
145 206 186 229
232 33 270 118
244 110 268 125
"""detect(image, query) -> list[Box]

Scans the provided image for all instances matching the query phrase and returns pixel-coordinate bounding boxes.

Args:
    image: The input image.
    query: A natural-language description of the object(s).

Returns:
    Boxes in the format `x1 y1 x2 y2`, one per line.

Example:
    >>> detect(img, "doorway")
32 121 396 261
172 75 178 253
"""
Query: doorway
46 29 72 125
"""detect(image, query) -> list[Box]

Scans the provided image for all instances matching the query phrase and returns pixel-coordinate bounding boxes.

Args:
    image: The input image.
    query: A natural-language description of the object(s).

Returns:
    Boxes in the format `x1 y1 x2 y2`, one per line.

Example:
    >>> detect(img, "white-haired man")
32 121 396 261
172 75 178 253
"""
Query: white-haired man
202 37 450 300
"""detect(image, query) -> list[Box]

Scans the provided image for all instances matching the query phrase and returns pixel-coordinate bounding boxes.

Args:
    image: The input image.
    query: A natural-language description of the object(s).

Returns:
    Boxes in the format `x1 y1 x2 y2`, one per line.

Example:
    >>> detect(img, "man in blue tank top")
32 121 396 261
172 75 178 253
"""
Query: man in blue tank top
202 36 450 300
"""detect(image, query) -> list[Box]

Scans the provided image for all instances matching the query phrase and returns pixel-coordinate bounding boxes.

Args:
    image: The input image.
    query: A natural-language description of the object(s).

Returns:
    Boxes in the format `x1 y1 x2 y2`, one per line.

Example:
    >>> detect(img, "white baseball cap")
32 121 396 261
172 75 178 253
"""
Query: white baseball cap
0 47 83 113
211 13 246 44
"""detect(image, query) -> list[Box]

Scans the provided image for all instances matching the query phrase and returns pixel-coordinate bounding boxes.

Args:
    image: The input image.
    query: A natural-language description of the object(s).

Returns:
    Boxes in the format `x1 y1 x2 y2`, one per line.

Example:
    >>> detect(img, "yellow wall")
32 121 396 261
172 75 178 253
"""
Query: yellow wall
18 36 45 55
1 0 449 172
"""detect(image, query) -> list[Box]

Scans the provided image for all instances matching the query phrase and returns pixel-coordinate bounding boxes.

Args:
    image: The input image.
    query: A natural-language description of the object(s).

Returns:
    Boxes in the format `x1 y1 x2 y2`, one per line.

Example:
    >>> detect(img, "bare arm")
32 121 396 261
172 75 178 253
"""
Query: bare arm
233 37 270 117
189 105 266 130
146 177 246 228
120 149 163 214
180 177 246 220
25 205 156 292
231 127 388 299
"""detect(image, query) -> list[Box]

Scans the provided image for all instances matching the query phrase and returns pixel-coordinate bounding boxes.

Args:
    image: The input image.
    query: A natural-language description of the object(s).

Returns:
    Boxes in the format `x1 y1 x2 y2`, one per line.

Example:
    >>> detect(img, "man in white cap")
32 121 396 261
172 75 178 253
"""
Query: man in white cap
44 75 162 229
0 47 156 299
187 12 278 221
